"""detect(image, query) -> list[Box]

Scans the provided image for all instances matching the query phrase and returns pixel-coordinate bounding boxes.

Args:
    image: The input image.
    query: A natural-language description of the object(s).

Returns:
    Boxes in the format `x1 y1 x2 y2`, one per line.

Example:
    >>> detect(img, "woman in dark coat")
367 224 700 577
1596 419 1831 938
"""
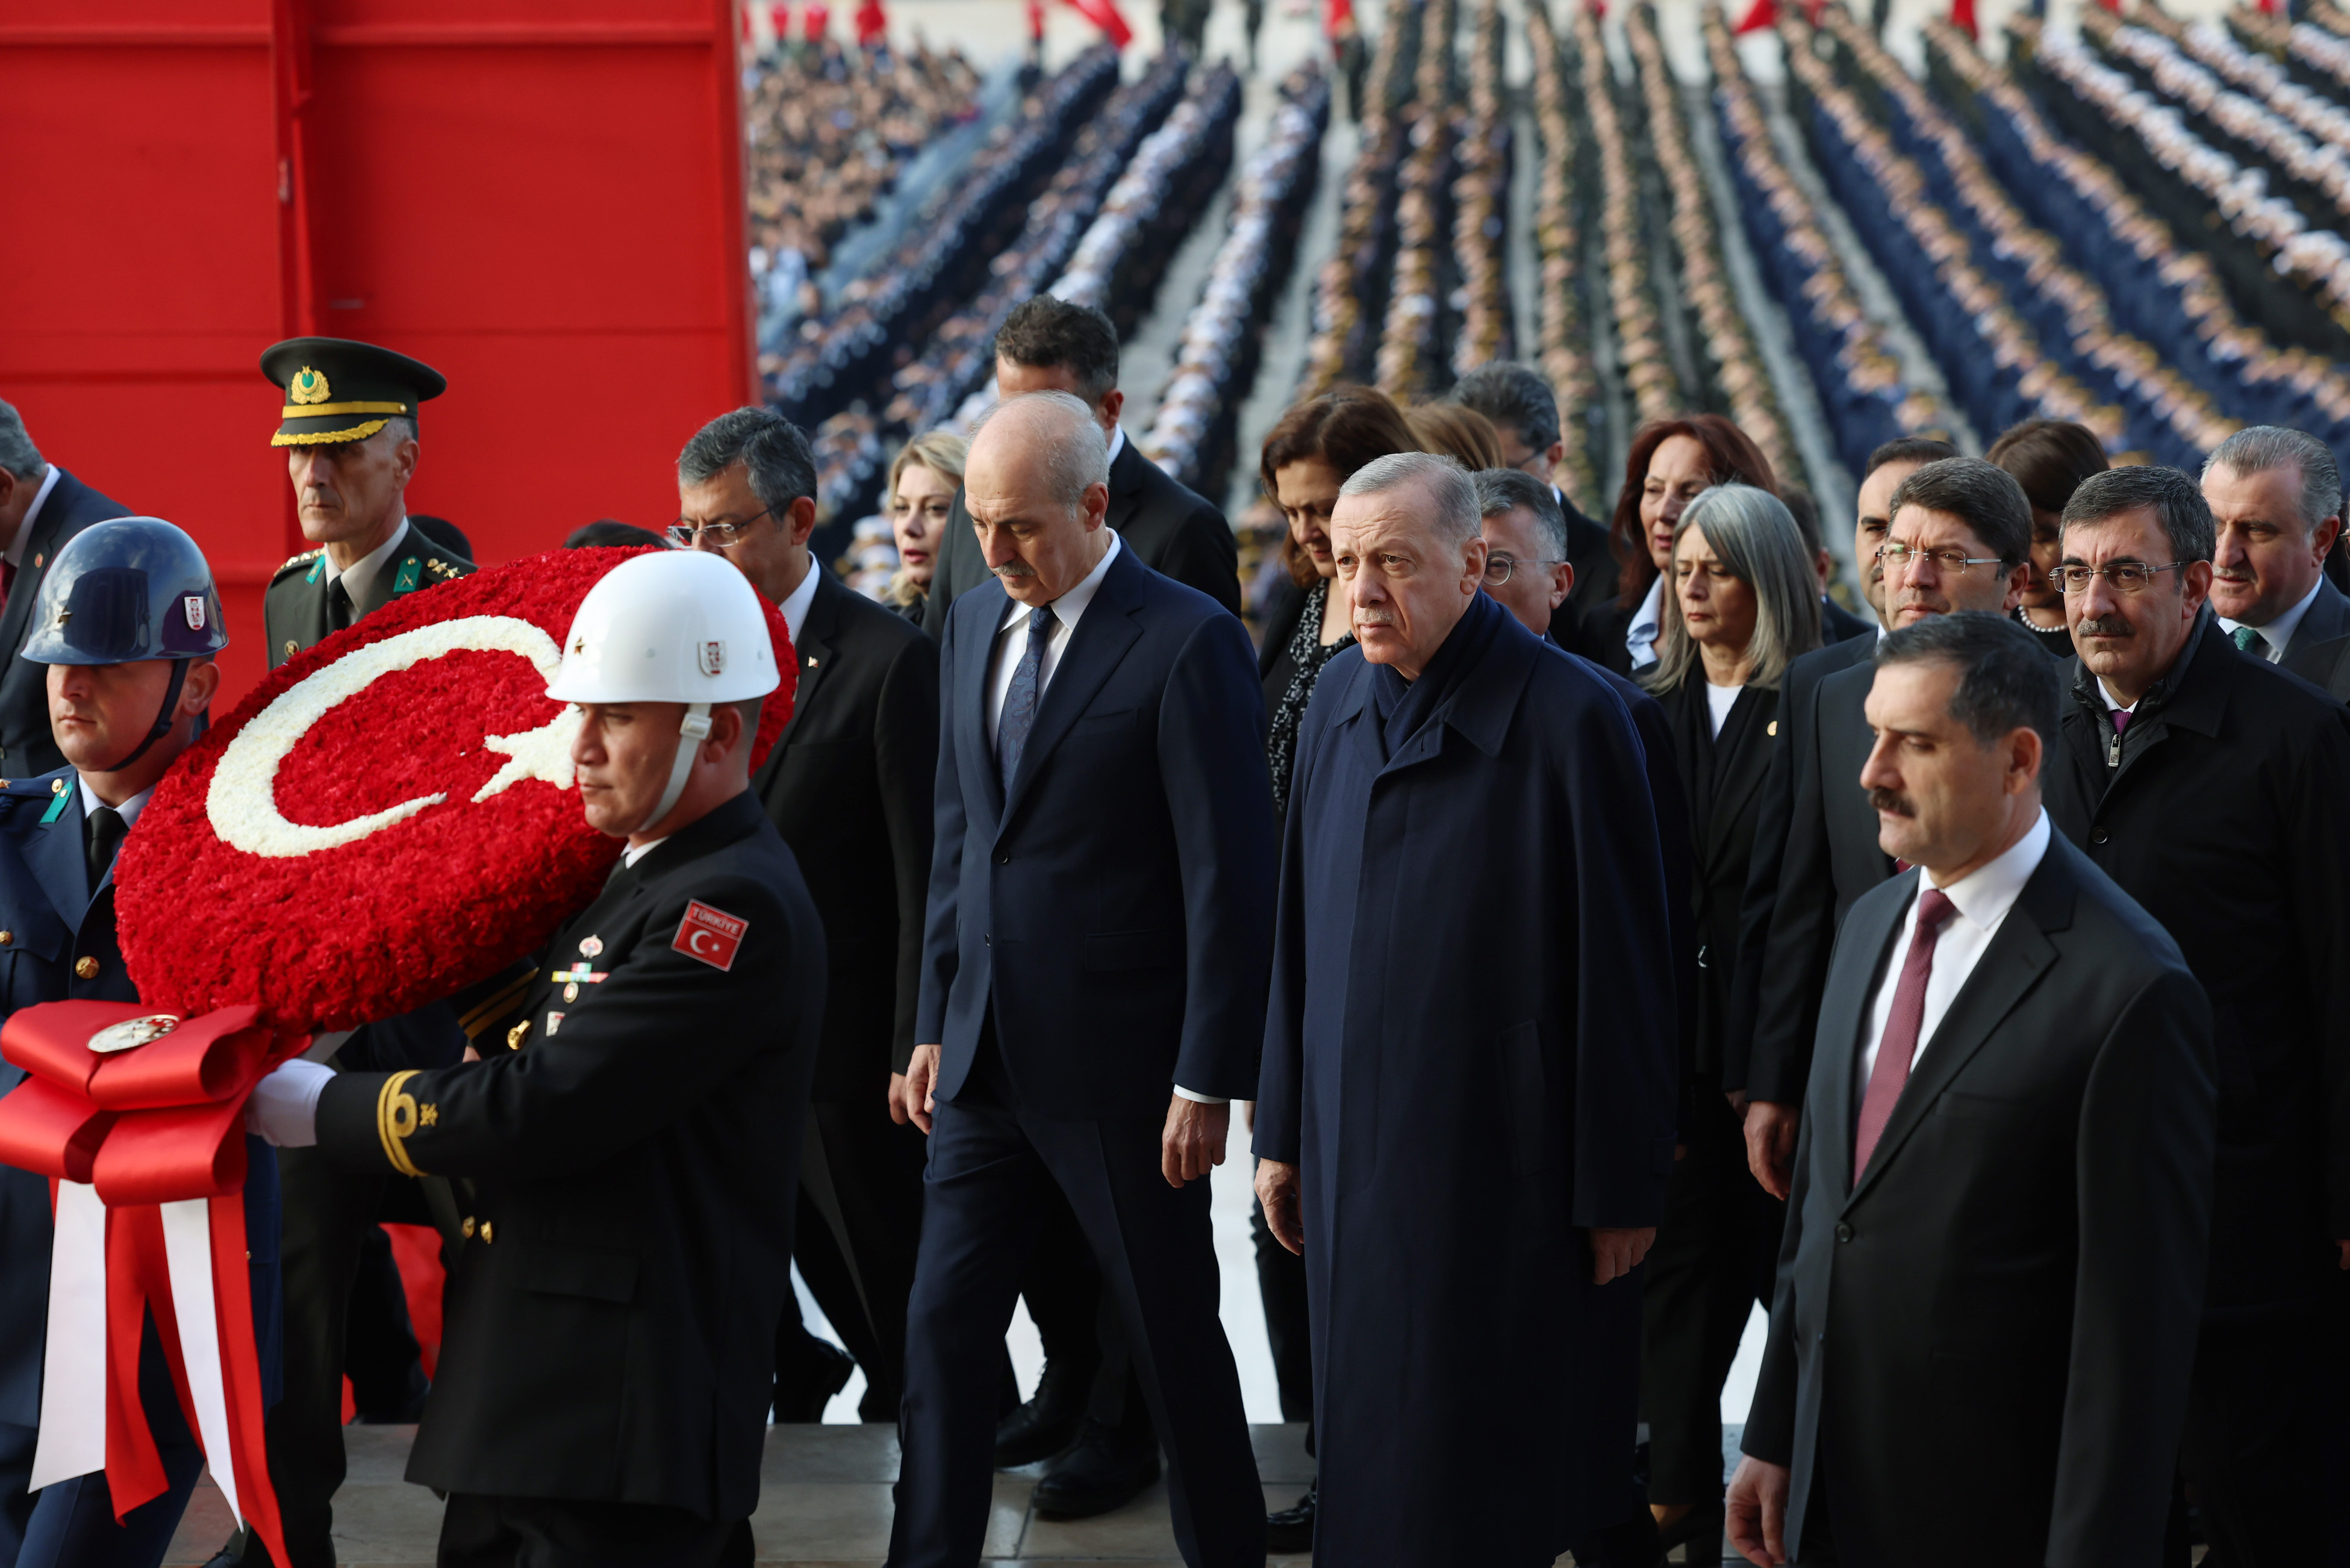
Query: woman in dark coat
1583 414 1778 677
1256 384 1419 815
1637 483 1822 1554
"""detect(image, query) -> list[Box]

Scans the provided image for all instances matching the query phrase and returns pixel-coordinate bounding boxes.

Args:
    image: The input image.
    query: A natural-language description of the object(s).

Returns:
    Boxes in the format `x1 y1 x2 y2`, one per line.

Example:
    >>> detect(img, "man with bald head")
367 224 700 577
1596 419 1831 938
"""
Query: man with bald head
1255 452 1678 1566
890 391 1274 1567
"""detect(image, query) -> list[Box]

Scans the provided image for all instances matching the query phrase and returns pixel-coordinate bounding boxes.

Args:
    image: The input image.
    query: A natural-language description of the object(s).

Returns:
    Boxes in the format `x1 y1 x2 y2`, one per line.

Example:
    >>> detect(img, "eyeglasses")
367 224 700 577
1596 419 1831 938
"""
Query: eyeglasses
667 508 773 547
2055 561 2189 594
1874 543 2008 576
1482 554 1564 586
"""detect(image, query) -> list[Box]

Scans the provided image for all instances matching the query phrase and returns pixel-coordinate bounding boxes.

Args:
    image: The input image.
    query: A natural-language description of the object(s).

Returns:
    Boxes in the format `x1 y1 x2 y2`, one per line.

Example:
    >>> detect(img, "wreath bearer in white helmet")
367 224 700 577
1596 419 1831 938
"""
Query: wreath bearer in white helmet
248 550 829 1568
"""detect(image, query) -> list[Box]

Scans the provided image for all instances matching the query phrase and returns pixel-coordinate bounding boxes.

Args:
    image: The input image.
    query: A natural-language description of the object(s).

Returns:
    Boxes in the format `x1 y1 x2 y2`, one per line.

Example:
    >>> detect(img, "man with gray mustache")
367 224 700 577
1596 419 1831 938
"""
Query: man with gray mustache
2042 462 2350 1568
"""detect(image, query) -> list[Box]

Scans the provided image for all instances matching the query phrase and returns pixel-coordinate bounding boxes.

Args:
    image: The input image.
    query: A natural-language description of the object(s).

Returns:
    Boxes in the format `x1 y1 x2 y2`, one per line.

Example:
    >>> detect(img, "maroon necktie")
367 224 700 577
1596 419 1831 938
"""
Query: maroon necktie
0 559 16 617
1853 887 1958 1184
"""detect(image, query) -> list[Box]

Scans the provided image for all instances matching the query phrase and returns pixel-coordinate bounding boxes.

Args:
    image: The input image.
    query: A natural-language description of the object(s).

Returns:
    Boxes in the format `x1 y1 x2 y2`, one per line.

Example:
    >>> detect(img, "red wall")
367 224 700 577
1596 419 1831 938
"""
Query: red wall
0 0 754 703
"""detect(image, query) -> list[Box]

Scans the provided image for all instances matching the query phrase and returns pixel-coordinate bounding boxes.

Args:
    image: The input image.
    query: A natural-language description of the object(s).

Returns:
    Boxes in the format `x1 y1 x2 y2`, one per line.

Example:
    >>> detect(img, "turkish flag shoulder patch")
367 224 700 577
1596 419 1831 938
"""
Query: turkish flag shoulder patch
672 901 748 972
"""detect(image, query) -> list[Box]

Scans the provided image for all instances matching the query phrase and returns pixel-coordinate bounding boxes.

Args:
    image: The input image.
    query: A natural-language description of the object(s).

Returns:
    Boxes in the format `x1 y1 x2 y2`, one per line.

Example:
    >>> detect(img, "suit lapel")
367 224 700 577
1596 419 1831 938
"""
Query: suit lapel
1847 849 2074 1208
1000 551 1145 824
1814 873 1910 1199
1703 689 1772 876
1819 670 1891 879
956 576 1011 823
775 570 841 751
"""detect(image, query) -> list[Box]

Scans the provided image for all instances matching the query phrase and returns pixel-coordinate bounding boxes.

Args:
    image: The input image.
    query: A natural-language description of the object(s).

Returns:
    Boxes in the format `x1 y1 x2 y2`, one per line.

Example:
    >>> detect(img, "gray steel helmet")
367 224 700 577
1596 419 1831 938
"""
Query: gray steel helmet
19 517 228 667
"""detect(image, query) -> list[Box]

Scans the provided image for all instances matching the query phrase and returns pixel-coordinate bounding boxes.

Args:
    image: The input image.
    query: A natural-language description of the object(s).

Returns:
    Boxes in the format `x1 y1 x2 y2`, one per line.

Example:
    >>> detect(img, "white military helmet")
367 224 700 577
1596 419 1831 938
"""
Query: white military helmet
548 550 779 830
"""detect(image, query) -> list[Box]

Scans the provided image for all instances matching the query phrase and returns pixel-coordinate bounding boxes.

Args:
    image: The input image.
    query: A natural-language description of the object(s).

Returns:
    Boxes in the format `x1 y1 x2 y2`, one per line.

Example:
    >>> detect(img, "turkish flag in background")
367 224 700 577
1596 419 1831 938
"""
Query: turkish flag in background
1061 0 1133 47
1951 0 1978 37
1734 0 1776 33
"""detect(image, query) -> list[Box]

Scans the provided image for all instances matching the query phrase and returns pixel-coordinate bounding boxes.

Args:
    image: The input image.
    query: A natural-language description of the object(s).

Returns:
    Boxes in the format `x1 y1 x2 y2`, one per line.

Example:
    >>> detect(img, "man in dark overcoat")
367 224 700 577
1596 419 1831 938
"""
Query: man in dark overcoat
1254 452 1678 1566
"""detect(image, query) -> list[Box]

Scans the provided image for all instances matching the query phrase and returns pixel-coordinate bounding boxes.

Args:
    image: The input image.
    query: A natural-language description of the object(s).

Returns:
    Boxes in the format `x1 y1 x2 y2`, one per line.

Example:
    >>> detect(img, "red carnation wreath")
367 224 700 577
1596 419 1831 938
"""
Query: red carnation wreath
113 547 795 1031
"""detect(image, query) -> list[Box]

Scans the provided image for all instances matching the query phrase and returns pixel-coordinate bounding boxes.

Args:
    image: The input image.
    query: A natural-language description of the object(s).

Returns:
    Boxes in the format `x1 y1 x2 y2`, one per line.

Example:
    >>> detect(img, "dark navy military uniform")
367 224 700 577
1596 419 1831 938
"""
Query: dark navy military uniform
0 769 284 1568
310 791 825 1561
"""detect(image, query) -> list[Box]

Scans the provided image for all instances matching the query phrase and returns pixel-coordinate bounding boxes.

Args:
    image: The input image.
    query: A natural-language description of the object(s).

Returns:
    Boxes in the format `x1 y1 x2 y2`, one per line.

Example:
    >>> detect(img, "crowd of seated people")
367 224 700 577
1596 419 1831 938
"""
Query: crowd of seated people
1583 0 1681 429
880 49 1194 438
1924 16 2350 452
1783 10 2166 463
2019 18 2350 355
743 36 980 302
1526 0 1603 515
764 47 1118 426
1139 69 1332 501
1448 0 1512 384
1297 0 1417 395
1708 5 1953 483
1810 5 2236 470
1628 1 1801 490
1371 0 1462 401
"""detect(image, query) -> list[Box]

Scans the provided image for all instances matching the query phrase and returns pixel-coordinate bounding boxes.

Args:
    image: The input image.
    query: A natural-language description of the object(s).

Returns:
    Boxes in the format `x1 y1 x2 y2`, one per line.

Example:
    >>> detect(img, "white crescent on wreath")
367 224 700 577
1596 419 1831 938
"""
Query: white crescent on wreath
205 617 583 858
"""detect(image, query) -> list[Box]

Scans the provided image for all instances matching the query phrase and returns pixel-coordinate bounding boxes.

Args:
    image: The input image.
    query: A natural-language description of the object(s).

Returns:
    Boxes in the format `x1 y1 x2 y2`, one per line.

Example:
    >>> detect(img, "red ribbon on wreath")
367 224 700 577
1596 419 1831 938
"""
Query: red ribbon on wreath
0 1001 309 1565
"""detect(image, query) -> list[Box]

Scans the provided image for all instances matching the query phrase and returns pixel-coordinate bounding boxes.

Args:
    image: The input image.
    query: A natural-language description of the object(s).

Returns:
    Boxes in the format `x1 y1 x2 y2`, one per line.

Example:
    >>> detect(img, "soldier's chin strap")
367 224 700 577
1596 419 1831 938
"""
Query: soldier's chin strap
102 658 192 774
637 702 712 835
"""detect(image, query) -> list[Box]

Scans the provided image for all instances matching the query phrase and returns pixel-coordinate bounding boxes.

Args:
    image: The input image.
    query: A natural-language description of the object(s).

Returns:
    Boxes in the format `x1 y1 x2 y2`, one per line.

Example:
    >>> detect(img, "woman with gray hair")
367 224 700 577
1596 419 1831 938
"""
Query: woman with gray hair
1636 481 1821 1555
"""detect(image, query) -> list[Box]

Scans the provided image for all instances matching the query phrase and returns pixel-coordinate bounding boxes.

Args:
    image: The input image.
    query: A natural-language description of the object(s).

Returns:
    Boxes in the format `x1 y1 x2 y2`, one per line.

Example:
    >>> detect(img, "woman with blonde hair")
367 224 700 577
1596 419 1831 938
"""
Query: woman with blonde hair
884 431 967 619
1403 401 1505 471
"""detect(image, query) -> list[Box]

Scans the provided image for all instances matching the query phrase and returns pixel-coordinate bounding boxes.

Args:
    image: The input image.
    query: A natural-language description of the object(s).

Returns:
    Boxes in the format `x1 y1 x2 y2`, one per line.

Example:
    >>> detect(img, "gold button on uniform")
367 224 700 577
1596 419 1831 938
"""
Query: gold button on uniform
479 1222 494 1245
0 932 13 947
73 956 98 980
462 1216 476 1239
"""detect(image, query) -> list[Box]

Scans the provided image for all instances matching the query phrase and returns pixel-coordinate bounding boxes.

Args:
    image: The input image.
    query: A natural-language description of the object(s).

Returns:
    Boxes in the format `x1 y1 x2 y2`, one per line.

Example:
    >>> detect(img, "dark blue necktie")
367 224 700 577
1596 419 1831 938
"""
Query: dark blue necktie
997 606 1055 793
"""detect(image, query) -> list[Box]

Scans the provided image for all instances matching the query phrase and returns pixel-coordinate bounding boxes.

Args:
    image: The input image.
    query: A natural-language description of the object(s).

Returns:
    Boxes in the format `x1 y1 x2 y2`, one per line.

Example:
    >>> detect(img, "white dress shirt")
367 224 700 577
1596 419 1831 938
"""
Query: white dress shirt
1625 574 1665 671
1106 425 1127 467
778 557 821 647
1704 680 1742 738
2218 574 2324 662
983 532 1122 750
327 517 411 609
8 465 60 575
1857 810 2051 1088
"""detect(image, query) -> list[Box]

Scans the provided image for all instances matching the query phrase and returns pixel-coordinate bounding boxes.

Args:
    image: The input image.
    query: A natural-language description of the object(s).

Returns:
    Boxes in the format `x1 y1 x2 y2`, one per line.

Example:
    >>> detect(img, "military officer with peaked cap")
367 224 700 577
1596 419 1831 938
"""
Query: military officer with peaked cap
259 337 472 669
211 338 489 1568
245 549 827 1567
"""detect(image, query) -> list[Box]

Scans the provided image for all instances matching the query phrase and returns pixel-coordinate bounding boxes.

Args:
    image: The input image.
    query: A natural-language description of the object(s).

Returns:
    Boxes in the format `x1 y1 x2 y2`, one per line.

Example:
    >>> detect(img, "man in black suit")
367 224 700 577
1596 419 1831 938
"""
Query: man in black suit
2201 426 2350 668
675 407 939 1422
1730 441 1998 1198
1448 362 1613 629
0 399 132 776
920 296 1239 641
1727 612 2214 1568
2042 464 2350 1568
891 391 1272 1568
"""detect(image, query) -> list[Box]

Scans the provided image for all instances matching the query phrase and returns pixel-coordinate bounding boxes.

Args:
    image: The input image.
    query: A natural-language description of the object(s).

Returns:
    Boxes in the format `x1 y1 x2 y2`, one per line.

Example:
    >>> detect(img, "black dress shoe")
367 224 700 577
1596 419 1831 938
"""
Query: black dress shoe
772 1333 856 1422
1029 1419 1161 1518
1265 1484 1315 1552
994 1360 1090 1467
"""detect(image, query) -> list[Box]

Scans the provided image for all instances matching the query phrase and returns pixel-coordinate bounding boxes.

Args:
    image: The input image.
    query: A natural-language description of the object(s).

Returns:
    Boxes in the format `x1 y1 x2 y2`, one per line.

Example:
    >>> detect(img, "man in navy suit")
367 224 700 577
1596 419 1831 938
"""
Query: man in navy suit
0 517 281 1568
0 401 134 779
890 391 1273 1568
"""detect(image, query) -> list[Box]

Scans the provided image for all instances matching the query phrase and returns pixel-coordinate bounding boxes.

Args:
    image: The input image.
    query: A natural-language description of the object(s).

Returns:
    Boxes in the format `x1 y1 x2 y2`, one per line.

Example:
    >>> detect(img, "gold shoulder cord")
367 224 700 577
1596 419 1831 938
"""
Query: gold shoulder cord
376 1070 429 1177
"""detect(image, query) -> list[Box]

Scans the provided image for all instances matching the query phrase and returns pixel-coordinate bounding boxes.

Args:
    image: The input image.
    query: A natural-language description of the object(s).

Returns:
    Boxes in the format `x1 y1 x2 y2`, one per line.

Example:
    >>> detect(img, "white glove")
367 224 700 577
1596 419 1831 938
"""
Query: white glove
245 1058 334 1147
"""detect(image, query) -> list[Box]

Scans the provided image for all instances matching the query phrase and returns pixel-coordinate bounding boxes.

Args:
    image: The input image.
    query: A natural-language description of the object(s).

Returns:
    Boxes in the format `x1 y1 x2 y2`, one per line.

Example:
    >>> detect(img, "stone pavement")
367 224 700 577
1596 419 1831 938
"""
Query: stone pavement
163 1424 1332 1567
